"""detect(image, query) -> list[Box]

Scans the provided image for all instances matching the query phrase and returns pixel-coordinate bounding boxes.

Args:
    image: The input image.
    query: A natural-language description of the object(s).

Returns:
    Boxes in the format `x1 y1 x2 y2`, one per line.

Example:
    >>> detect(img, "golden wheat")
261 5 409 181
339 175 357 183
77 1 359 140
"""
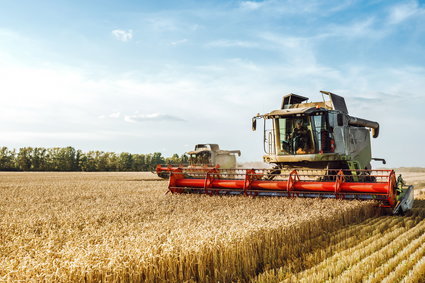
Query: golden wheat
365 228 425 283
0 172 377 282
254 196 425 283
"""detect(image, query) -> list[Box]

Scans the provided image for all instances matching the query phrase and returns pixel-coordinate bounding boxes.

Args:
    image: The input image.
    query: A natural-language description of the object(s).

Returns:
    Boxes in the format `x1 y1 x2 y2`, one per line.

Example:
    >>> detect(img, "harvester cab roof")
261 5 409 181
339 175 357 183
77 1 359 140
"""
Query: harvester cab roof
280 91 348 112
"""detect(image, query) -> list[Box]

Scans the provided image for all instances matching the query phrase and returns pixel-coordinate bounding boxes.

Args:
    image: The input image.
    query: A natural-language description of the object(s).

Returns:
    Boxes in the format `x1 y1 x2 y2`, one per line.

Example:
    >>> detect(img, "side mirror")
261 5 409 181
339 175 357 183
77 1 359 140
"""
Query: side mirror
337 113 344 126
252 118 257 131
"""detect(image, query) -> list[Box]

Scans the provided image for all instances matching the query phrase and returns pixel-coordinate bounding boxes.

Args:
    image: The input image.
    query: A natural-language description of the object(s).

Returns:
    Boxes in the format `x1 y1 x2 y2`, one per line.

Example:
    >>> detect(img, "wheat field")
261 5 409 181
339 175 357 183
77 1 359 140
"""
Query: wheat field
0 172 377 282
254 171 425 283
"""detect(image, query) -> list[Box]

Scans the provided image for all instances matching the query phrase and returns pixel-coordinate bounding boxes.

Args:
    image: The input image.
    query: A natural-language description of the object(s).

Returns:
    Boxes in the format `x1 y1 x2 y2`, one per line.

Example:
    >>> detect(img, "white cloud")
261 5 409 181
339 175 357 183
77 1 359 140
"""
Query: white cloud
315 17 382 40
1 131 107 143
258 32 319 68
260 32 305 48
171 39 188 46
99 111 185 123
109 112 121 118
112 29 133 42
240 1 265 10
124 113 185 123
145 16 202 33
0 28 23 41
238 0 352 15
327 0 355 13
147 17 178 31
388 1 422 24
206 39 258 48
259 17 384 45
98 112 121 119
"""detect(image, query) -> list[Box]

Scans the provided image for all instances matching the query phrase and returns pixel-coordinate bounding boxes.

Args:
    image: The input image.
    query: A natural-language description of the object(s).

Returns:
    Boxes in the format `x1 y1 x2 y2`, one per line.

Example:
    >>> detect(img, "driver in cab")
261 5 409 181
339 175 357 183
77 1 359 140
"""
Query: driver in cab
291 119 309 154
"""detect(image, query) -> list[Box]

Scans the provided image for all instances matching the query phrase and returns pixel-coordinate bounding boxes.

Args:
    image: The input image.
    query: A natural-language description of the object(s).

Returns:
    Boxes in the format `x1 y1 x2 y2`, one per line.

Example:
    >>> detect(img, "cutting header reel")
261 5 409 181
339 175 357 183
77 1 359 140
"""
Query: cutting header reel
168 168 413 214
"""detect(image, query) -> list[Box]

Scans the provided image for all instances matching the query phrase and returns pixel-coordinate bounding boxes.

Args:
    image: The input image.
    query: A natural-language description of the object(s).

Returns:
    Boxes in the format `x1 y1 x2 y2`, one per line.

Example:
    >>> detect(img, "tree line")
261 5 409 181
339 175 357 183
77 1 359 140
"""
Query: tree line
0 146 188 171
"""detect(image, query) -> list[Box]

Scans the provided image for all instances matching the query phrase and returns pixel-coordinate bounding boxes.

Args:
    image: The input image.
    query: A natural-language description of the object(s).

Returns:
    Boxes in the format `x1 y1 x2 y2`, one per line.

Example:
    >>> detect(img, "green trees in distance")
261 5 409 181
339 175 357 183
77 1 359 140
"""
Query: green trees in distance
0 146 188 172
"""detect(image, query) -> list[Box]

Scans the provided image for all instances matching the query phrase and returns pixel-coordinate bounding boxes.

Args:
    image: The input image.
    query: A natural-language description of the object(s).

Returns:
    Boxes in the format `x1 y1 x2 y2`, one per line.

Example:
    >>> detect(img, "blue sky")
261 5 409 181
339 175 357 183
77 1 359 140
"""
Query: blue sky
0 0 424 167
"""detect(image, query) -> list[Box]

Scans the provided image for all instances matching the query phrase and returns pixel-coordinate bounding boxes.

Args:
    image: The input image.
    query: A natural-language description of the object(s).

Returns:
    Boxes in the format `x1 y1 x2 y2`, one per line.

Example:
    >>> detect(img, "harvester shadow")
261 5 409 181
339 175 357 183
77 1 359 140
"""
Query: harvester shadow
413 199 425 211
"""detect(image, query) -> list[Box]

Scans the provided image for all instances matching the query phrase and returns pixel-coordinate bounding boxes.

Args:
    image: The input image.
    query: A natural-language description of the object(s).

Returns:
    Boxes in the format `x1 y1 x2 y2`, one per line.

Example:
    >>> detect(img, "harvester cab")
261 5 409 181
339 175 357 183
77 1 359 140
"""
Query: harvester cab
186 144 241 169
252 91 379 172
168 91 414 215
155 144 241 178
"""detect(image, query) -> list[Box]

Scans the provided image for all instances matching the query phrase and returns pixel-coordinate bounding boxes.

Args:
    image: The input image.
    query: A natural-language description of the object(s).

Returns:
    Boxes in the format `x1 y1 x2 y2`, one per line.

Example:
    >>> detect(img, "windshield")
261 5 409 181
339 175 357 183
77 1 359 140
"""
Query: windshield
189 151 212 166
276 113 333 155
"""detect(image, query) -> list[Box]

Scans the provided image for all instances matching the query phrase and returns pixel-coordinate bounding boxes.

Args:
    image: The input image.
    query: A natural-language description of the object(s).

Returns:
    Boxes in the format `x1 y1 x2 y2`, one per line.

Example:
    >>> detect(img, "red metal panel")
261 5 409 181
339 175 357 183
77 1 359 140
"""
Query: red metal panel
173 179 390 194
168 168 397 208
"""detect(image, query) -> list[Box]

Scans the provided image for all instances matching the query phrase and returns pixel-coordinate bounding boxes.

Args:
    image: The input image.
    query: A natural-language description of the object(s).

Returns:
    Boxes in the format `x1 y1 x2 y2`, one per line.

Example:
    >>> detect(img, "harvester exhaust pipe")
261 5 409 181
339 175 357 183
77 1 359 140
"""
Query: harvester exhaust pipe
348 116 380 138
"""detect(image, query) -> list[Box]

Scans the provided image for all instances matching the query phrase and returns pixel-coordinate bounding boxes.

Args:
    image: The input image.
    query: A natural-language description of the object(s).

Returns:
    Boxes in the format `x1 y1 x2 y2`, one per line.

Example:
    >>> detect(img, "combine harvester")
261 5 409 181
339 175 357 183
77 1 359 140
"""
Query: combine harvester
155 144 241 178
168 91 414 214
